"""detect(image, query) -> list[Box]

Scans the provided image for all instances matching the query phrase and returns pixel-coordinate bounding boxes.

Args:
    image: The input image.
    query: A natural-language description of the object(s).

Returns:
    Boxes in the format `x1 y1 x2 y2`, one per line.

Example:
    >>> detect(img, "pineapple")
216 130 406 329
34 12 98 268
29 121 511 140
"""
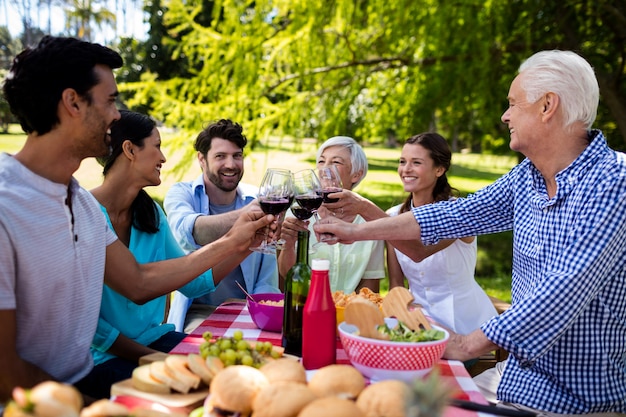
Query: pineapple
405 369 452 417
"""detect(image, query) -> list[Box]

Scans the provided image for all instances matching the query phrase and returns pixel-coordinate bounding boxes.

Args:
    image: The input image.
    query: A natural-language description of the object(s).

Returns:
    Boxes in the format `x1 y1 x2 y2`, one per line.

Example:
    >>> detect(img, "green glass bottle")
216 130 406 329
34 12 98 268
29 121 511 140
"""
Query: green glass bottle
282 230 311 356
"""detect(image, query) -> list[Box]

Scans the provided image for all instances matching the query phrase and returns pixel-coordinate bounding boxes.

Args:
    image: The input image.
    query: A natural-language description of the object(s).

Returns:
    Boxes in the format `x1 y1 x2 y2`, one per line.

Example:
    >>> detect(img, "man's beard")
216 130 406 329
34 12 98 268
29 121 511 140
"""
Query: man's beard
208 170 242 192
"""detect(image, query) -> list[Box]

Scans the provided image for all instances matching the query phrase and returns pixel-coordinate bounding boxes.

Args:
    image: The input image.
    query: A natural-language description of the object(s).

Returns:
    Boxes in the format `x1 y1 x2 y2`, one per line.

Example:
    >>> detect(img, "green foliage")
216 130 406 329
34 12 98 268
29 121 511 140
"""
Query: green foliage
0 126 514 299
0 26 22 70
0 68 13 132
117 0 626 177
64 0 116 41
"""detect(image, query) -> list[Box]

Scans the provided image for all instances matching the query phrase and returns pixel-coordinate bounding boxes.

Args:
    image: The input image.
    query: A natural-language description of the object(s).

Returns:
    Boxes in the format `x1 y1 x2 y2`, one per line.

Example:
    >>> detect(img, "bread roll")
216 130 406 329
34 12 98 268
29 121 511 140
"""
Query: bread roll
297 397 364 417
307 365 365 400
260 359 306 385
208 365 269 416
79 399 128 417
251 382 317 417
356 380 412 417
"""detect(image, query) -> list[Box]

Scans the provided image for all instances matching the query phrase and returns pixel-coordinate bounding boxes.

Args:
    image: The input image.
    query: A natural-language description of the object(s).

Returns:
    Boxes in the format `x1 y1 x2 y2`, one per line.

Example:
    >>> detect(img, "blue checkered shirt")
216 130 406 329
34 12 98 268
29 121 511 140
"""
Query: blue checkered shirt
413 130 626 414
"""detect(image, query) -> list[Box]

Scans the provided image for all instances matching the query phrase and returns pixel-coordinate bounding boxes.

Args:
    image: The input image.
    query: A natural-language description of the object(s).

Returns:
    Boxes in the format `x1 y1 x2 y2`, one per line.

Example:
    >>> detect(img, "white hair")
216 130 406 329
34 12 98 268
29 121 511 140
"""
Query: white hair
519 50 599 130
316 136 368 189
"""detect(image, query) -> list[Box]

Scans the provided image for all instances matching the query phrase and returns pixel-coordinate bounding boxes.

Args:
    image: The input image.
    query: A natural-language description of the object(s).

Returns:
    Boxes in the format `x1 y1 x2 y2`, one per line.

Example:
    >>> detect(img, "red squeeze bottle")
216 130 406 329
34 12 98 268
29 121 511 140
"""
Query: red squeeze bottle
302 259 336 370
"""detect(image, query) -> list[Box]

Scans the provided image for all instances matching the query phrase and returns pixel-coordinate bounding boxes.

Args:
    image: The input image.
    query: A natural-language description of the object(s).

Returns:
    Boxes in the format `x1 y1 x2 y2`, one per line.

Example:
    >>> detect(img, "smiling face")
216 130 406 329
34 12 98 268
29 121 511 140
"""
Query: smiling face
79 64 121 158
501 73 545 155
316 145 361 190
200 137 244 193
398 143 444 198
129 127 165 187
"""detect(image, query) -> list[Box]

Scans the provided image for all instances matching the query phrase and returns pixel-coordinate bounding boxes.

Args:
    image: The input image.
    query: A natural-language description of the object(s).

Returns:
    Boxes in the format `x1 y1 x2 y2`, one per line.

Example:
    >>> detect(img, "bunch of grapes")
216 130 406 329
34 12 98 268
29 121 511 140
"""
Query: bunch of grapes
198 330 281 368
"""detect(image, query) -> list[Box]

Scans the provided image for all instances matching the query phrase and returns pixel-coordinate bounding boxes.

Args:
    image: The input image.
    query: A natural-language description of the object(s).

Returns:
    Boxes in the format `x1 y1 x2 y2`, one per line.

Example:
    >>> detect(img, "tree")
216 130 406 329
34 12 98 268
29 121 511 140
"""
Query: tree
120 0 626 173
0 25 21 69
65 0 116 41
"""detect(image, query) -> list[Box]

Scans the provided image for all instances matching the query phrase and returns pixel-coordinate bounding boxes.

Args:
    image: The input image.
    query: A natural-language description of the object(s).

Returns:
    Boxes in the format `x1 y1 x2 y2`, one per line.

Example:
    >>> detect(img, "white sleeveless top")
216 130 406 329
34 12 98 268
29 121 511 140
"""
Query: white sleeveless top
388 204 497 334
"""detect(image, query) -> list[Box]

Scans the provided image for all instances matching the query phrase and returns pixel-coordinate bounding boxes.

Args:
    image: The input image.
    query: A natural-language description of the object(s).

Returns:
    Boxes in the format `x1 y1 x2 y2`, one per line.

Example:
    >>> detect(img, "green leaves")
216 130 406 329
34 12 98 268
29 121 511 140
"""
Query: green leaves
120 0 626 166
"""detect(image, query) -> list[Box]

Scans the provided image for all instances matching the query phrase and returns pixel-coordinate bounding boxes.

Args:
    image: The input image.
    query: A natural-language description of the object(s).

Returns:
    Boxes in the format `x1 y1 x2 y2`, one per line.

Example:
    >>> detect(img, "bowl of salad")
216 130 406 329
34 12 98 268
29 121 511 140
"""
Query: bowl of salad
337 317 448 382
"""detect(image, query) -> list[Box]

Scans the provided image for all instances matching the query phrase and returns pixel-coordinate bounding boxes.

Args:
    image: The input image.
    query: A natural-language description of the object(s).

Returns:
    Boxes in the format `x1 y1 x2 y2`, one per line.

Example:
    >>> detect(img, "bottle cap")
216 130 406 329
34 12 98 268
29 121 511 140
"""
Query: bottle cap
311 259 330 271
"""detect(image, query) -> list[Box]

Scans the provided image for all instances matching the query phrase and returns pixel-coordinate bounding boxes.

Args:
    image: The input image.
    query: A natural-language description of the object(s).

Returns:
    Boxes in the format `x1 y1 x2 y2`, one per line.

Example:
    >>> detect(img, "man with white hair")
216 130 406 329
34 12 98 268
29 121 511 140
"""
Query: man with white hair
314 50 626 415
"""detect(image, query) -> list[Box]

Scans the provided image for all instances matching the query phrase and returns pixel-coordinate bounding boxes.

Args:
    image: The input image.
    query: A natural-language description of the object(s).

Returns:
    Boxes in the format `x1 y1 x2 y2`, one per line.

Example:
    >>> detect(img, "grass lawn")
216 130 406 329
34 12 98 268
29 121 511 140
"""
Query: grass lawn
0 127 515 302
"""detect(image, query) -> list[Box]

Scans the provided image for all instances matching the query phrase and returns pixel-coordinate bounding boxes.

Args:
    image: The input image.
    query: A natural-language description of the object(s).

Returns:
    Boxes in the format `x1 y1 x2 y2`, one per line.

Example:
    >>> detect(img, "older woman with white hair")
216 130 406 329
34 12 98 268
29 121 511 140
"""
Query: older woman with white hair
278 136 385 294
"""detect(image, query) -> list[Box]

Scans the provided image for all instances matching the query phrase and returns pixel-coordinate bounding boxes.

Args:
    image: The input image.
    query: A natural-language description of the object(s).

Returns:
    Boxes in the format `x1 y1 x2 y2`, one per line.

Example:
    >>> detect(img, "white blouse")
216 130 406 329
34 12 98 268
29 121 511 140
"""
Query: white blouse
388 204 497 334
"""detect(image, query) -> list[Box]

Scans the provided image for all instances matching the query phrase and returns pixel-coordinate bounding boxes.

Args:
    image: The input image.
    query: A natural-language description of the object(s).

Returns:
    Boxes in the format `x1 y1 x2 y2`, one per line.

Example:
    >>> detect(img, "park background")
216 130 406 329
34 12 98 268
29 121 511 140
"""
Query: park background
2 0 626 302
1 124 516 301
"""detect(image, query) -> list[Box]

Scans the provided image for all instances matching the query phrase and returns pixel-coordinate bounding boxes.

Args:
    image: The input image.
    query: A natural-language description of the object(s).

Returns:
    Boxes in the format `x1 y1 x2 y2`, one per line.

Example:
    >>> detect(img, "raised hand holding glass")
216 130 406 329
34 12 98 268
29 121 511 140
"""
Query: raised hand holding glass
250 168 293 254
312 166 343 249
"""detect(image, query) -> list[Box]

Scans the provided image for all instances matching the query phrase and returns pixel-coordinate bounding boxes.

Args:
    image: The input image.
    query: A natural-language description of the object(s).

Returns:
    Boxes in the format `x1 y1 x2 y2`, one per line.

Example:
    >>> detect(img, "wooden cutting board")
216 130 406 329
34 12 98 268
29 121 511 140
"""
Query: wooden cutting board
110 378 208 411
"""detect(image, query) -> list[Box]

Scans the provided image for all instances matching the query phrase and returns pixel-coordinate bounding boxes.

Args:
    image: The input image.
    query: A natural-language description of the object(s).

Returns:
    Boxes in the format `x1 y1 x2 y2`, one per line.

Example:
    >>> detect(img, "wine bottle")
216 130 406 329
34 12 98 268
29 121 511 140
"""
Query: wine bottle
282 230 311 356
302 258 336 369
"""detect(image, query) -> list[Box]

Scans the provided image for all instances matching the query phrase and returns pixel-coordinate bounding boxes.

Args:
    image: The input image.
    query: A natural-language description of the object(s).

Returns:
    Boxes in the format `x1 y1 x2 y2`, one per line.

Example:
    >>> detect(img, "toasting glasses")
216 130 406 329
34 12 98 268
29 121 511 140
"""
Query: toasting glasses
250 168 294 254
291 169 323 221
310 165 344 250
318 165 343 203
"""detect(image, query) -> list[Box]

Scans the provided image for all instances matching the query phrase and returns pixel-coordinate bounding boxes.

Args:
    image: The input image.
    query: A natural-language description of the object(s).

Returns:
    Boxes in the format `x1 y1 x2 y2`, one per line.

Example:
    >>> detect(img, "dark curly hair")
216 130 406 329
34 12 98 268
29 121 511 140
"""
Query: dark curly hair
194 119 247 155
2 35 122 135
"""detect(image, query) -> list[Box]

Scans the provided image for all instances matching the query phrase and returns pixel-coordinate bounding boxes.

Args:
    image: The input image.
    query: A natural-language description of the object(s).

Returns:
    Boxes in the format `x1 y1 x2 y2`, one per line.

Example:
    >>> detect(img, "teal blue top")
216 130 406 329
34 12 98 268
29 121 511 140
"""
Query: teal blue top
91 203 214 365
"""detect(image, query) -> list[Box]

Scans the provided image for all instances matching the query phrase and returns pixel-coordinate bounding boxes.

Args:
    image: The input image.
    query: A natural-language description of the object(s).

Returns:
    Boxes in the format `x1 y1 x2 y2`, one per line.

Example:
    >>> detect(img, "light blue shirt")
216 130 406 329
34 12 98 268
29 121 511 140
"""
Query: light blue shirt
164 174 279 331
413 131 626 414
91 203 215 365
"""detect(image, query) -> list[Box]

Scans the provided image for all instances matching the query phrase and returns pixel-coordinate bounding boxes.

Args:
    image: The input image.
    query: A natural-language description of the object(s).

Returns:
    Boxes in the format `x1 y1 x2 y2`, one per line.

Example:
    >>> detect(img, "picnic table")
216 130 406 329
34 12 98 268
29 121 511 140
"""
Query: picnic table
171 300 492 417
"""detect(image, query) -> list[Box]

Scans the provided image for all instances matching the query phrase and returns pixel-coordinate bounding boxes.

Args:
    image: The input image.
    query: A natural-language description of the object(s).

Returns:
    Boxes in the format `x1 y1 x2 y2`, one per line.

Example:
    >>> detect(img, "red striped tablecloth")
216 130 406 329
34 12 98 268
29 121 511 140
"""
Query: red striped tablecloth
171 301 490 417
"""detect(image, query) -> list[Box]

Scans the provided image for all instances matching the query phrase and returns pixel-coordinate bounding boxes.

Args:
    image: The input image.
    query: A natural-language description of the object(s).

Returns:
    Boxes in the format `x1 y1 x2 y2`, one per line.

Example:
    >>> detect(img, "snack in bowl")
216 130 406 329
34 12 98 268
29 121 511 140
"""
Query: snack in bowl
338 318 449 382
333 288 384 328
247 292 284 332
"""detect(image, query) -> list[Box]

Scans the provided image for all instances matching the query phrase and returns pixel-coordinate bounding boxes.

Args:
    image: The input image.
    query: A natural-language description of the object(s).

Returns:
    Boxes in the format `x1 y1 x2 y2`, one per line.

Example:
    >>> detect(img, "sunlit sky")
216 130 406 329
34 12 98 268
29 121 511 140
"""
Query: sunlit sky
1 0 149 45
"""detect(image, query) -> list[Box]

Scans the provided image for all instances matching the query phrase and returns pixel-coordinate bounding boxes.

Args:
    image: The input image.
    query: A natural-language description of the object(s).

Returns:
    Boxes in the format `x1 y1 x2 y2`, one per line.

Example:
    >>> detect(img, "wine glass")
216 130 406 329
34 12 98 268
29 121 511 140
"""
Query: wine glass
312 166 343 250
292 169 323 220
250 168 293 254
318 165 343 203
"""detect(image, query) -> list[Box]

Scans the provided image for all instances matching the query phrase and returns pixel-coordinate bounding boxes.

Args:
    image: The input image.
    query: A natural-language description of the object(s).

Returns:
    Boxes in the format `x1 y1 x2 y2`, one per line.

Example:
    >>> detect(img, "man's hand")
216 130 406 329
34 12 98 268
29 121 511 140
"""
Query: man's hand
442 328 498 362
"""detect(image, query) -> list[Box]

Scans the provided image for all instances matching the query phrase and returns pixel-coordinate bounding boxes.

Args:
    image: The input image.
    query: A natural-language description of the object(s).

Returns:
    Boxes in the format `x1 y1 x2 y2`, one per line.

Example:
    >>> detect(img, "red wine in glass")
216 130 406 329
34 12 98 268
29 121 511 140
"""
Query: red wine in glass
292 206 314 220
295 194 323 211
259 197 292 215
319 187 342 203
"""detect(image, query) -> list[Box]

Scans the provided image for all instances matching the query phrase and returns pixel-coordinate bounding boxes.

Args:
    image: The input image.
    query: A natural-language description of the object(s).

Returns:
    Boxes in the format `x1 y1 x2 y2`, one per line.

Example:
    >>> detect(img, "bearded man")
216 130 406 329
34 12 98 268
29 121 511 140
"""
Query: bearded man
165 119 279 332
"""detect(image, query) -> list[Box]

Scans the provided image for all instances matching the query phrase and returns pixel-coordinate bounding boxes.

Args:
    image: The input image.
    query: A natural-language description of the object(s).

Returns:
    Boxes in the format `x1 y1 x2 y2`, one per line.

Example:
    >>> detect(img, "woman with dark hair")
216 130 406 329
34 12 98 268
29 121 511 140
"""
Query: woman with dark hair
386 133 496 334
87 110 231 398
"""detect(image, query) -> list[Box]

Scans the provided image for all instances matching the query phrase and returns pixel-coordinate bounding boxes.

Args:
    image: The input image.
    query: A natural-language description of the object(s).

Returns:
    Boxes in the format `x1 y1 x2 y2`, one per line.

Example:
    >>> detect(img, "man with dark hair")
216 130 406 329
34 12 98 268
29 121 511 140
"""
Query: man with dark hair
0 37 272 402
165 119 279 332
